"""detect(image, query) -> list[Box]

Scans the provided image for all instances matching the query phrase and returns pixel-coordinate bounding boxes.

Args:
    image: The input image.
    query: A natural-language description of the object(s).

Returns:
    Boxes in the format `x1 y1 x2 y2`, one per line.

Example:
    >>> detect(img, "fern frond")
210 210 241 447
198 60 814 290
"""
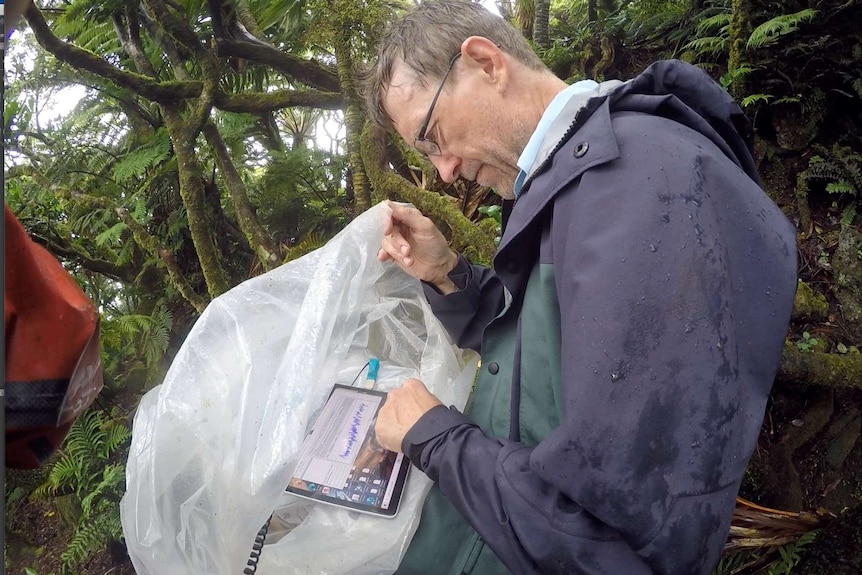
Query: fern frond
747 9 818 49
840 204 857 226
108 309 172 375
695 12 731 36
826 181 856 195
684 36 727 57
94 221 129 247
33 456 78 498
64 410 105 462
772 96 801 106
113 132 172 184
80 463 124 516
102 424 131 458
71 207 112 235
741 94 772 107
60 512 122 572
285 231 326 262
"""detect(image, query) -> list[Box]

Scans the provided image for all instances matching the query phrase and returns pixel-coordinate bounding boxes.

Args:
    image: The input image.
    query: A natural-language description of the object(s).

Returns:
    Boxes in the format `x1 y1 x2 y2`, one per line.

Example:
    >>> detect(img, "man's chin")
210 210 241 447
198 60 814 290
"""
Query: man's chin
491 186 515 200
474 167 515 200
489 182 515 200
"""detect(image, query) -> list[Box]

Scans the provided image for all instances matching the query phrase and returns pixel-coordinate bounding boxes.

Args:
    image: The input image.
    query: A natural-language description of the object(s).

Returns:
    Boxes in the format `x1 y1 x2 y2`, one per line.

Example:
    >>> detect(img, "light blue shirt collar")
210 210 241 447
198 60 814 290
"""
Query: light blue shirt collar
513 80 599 198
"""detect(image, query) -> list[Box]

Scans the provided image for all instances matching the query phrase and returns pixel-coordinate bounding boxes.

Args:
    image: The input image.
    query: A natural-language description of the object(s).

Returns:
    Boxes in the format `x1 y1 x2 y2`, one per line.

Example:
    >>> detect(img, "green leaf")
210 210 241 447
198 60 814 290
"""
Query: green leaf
741 94 772 107
112 129 171 184
94 221 129 247
826 181 856 195
747 9 818 49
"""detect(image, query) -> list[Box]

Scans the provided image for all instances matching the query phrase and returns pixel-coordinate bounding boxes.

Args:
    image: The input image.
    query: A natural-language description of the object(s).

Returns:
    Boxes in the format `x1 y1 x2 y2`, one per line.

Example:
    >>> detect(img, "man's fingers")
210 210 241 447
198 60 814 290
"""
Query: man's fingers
389 202 428 231
377 248 393 262
381 232 413 267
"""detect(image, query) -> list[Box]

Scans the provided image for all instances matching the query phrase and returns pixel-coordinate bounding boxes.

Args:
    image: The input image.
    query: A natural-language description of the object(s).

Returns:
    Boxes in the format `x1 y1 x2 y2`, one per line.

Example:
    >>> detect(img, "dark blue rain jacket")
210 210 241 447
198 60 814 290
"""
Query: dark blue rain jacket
396 60 798 575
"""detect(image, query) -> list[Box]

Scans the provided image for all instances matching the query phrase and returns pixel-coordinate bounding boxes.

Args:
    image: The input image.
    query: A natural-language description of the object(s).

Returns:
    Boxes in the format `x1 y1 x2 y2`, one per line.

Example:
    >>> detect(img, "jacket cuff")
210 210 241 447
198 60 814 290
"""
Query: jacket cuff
421 255 472 298
402 404 472 472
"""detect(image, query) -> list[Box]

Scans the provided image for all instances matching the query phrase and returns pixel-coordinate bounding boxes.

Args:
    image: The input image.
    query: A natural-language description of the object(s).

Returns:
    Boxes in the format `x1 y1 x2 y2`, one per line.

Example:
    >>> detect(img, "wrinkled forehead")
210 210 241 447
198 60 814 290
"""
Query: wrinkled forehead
382 62 435 141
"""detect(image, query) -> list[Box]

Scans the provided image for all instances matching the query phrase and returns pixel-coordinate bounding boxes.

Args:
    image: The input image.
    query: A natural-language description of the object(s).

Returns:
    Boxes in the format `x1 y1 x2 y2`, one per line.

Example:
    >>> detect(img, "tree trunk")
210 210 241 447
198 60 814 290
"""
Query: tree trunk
728 0 752 99
333 35 372 214
533 0 550 49
202 121 282 270
588 0 597 25
163 106 231 298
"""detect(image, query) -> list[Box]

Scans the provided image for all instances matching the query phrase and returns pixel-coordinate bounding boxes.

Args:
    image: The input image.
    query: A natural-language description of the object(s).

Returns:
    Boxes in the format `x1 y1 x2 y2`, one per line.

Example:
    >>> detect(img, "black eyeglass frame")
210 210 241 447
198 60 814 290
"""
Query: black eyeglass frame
414 53 462 157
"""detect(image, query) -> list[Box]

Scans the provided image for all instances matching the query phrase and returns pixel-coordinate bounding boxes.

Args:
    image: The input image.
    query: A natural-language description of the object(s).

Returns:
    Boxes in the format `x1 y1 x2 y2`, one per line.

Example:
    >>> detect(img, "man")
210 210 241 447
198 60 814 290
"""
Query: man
367 1 797 574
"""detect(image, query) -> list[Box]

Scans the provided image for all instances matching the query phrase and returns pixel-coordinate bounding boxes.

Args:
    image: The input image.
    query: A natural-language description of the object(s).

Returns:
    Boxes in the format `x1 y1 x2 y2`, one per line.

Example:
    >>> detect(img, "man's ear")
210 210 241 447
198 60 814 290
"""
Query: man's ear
459 36 506 85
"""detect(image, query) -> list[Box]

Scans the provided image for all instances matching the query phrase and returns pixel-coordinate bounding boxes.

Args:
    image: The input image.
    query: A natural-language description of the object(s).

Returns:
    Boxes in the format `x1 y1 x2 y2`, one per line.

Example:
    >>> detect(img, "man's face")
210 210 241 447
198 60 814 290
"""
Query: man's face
383 58 524 200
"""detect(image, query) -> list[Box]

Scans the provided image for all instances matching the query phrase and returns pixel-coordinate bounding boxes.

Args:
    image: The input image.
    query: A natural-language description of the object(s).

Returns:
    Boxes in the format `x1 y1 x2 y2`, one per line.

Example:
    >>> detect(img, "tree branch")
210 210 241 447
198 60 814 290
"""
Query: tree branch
25 2 199 103
214 89 342 112
142 0 217 138
778 342 862 389
361 124 497 265
215 38 340 92
202 120 282 268
29 232 137 283
25 3 342 114
112 9 158 77
116 207 209 313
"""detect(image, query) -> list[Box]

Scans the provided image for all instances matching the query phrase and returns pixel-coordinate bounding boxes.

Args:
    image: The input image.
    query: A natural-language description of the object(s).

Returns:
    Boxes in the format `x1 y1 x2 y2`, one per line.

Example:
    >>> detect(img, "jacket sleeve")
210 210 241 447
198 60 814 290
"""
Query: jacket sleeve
404 112 797 575
421 255 506 353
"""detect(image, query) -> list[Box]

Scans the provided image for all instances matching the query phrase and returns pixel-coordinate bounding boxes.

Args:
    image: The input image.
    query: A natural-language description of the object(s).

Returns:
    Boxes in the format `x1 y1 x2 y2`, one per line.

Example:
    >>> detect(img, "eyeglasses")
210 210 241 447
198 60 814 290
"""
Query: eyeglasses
414 53 461 157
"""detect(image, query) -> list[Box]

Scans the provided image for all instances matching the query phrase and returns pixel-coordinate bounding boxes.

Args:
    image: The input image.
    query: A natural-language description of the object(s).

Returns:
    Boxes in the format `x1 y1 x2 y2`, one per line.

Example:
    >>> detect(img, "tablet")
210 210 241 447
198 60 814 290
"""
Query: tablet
285 384 410 518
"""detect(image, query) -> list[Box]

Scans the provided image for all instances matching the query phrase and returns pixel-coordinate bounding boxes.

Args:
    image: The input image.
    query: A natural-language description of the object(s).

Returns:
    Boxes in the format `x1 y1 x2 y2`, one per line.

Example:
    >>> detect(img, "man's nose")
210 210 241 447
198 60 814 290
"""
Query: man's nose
430 153 461 183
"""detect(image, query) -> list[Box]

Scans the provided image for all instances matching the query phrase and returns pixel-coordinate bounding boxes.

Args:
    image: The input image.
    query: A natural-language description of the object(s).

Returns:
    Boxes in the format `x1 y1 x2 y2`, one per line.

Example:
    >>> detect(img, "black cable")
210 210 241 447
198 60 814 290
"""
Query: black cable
243 514 272 575
350 361 371 387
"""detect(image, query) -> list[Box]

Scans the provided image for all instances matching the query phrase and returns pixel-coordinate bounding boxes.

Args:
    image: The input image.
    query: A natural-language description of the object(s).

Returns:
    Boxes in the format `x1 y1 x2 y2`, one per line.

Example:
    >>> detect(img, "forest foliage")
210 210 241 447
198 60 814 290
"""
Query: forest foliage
4 0 862 573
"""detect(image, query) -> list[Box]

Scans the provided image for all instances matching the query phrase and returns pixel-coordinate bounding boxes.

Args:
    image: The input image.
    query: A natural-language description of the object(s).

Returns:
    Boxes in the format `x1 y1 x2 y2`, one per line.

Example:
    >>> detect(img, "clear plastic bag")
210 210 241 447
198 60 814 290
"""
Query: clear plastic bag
120 202 477 575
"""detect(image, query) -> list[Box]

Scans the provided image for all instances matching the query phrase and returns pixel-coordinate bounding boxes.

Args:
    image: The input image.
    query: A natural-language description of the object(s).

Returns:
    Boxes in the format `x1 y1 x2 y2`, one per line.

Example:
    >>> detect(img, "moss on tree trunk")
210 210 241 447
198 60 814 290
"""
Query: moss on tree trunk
202 121 281 270
333 35 372 214
779 342 862 390
163 107 230 298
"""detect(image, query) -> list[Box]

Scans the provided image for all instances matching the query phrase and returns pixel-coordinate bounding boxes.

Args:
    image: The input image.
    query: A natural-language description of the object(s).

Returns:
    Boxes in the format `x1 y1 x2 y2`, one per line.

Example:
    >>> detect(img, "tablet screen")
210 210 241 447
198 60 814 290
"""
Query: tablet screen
285 384 410 517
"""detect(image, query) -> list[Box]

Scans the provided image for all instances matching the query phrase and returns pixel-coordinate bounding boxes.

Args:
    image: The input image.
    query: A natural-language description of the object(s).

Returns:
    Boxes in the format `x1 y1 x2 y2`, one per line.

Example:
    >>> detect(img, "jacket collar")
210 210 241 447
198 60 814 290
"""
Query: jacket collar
498 95 622 257
524 79 624 185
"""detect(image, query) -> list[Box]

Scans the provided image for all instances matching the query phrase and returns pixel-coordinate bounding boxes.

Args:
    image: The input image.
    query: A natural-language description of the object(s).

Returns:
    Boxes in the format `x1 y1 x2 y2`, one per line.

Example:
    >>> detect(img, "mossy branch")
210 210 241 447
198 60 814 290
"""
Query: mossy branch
25 2 340 113
361 124 496 265
25 3 197 103
202 121 281 269
115 207 209 314
779 342 862 390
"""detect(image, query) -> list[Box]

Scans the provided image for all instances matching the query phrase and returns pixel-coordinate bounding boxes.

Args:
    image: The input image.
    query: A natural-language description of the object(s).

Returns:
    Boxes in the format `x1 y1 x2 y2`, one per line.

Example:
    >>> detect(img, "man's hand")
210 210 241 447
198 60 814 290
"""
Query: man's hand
375 378 443 453
379 201 459 294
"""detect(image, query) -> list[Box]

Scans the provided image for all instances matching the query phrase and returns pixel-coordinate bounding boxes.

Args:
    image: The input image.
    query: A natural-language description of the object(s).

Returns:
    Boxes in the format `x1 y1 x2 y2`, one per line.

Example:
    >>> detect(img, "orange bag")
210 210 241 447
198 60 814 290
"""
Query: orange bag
5 205 104 468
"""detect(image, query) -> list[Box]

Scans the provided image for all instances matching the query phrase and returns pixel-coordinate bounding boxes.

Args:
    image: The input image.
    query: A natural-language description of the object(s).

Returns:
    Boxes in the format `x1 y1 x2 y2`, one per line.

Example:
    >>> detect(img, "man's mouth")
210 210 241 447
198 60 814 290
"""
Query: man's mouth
470 165 484 184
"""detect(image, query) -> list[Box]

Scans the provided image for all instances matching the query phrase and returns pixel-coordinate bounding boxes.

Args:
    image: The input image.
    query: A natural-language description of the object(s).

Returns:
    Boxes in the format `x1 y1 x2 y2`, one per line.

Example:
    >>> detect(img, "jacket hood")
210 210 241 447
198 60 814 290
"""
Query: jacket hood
526 60 759 188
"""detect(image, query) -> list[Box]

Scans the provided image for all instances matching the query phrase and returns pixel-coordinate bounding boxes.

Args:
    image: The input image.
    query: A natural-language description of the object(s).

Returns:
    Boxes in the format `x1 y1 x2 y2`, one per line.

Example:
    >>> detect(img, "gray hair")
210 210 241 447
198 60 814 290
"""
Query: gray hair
361 0 546 133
